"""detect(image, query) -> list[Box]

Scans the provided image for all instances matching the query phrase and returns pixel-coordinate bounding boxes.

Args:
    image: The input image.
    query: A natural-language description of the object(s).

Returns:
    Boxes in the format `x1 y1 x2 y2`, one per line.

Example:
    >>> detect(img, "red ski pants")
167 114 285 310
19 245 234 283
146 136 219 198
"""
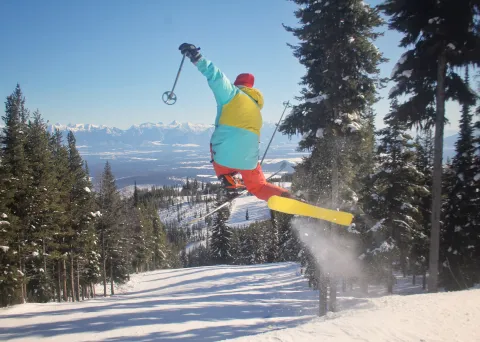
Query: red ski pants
212 160 288 201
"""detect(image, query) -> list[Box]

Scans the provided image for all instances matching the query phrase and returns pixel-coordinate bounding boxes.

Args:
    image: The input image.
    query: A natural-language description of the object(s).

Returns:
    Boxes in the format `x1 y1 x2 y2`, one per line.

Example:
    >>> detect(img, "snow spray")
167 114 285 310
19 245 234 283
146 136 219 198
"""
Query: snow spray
291 217 362 279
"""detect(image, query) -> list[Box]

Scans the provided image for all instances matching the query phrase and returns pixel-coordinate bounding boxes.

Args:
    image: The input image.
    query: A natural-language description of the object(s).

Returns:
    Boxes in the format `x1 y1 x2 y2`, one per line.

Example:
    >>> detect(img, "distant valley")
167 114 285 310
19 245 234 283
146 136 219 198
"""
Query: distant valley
47 120 461 190
47 121 305 189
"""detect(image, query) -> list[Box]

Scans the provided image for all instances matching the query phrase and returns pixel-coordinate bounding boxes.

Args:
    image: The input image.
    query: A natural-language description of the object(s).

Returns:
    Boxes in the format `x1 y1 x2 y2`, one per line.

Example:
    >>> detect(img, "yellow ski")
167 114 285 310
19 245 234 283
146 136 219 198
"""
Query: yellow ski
267 196 354 226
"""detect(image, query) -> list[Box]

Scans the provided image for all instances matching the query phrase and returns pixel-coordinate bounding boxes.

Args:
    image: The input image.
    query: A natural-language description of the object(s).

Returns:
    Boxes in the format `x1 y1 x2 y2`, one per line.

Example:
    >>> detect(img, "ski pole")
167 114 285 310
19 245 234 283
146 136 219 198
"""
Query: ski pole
162 54 187 105
260 100 292 165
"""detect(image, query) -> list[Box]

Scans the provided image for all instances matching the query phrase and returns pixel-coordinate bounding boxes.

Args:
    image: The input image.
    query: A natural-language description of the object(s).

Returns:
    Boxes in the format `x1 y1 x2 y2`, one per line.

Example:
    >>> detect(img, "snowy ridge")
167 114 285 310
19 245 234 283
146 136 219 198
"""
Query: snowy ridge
48 120 212 134
47 123 124 135
1 263 478 341
46 120 301 152
128 120 213 133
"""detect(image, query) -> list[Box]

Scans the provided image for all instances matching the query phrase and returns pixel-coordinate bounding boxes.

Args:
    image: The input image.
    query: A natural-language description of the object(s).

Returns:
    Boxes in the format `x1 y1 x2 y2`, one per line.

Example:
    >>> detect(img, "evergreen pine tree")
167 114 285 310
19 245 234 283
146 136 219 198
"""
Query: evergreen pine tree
264 219 279 263
210 197 232 264
379 0 480 292
0 160 19 306
282 0 386 314
272 211 300 262
133 181 139 207
441 68 478 290
23 110 58 302
1 84 30 302
66 131 98 300
49 129 71 302
96 161 127 296
411 129 434 288
361 101 427 292
151 208 168 269
473 104 480 271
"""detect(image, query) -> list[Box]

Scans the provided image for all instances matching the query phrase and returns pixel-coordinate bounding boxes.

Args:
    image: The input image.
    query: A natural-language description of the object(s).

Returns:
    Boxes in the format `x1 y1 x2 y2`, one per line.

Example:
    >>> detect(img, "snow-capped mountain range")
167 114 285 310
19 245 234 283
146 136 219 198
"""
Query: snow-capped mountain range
45 120 464 161
47 120 299 150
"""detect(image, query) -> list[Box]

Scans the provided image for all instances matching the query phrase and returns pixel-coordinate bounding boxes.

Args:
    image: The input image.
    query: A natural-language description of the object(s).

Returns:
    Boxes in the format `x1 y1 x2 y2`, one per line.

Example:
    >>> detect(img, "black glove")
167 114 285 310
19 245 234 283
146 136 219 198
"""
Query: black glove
179 43 202 63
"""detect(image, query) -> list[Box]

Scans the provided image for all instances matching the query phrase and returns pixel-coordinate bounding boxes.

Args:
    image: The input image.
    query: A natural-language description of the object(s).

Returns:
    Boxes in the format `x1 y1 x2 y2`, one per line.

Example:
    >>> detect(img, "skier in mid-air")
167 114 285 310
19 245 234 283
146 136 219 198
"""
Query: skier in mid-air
179 43 293 201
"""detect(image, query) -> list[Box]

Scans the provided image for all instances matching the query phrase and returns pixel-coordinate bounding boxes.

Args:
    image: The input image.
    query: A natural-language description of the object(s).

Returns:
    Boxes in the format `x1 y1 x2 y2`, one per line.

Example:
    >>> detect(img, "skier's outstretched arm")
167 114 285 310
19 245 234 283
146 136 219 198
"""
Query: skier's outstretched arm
179 43 236 106
195 58 237 105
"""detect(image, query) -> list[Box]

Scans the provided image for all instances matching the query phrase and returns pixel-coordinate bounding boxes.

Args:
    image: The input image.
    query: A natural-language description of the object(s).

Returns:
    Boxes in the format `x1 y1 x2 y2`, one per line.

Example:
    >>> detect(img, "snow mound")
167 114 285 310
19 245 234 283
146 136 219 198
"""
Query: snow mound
231 288 480 342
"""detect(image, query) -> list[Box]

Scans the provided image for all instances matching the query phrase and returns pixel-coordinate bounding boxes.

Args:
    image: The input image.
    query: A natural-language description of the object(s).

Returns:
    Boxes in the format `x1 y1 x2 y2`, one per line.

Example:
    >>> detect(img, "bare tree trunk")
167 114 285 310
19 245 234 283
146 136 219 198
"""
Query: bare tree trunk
76 259 80 302
22 276 27 303
428 50 447 293
342 278 347 292
62 259 68 302
110 257 114 296
328 112 340 313
412 274 416 285
56 260 61 302
42 238 47 280
18 248 26 304
70 254 75 302
423 272 427 290
360 276 368 294
318 271 327 316
329 278 337 312
387 265 394 294
102 230 107 297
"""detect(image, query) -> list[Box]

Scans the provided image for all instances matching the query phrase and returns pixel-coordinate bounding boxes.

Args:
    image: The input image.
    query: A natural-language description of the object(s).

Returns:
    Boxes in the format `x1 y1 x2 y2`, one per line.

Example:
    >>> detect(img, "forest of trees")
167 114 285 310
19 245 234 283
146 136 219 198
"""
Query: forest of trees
1 0 479 319
187 0 479 316
0 85 180 307
276 0 480 314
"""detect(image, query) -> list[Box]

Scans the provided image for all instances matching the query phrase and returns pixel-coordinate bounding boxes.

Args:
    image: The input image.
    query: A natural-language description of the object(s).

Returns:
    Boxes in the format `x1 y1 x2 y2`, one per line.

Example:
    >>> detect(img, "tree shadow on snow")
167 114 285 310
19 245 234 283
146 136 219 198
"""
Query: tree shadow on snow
0 263 372 341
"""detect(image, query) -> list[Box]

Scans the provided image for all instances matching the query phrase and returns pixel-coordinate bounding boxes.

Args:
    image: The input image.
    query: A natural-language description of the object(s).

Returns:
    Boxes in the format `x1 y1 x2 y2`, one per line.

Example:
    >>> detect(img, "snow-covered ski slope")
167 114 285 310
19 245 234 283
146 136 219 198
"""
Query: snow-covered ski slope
1 262 479 342
158 195 217 228
158 181 290 230
227 195 271 227
226 181 292 228
231 286 480 342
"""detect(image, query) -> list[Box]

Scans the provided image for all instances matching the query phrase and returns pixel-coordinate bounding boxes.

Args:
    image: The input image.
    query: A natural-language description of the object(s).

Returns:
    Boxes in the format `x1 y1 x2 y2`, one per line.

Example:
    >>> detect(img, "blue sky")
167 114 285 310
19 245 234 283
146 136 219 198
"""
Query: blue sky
0 0 461 135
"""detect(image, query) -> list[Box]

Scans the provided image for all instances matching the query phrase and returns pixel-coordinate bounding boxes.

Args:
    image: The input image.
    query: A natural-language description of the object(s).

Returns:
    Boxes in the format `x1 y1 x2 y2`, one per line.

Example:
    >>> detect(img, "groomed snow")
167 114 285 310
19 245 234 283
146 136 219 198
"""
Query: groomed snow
0 263 479 341
0 263 318 341
230 287 480 341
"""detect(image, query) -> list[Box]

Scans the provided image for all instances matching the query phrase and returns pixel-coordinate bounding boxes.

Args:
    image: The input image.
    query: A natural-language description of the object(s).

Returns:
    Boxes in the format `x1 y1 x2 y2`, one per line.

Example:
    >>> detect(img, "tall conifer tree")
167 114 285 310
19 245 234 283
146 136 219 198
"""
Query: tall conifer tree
282 0 386 314
379 0 480 292
1 85 30 302
441 68 478 290
210 197 232 264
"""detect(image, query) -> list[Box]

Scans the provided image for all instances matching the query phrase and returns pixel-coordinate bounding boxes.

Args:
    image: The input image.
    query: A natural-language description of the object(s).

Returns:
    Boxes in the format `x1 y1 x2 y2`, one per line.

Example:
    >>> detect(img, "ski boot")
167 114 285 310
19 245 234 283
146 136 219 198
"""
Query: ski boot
219 172 246 200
